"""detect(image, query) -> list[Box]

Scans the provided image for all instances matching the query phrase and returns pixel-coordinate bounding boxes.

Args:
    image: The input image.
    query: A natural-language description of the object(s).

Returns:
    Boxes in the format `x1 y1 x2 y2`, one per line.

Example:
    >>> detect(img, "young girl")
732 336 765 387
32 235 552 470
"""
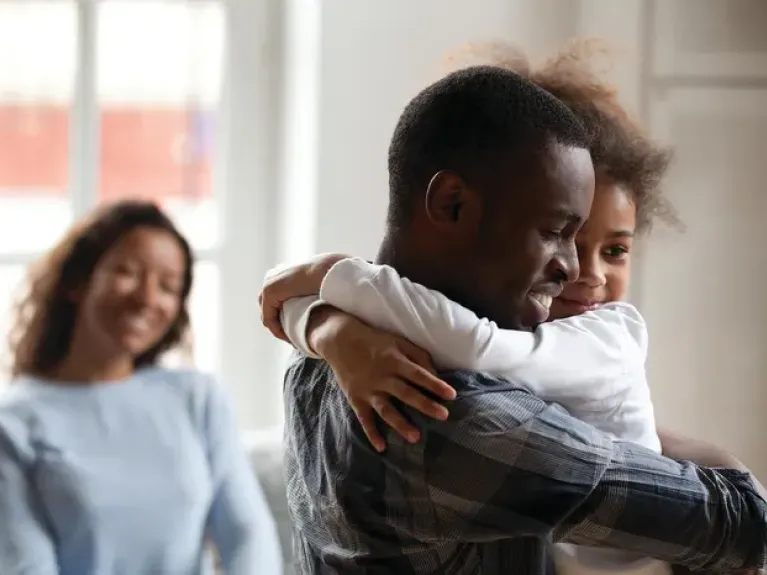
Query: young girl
0 201 282 575
261 41 679 575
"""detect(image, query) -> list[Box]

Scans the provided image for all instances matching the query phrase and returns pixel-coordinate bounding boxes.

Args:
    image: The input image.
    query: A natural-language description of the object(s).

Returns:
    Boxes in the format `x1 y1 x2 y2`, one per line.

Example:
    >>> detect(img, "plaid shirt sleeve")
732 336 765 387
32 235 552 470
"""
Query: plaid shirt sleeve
414 371 767 573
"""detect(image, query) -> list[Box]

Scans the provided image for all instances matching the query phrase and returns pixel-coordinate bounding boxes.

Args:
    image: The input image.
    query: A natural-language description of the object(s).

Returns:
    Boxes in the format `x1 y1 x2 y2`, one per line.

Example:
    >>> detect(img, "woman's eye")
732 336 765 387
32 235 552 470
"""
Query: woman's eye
161 282 182 295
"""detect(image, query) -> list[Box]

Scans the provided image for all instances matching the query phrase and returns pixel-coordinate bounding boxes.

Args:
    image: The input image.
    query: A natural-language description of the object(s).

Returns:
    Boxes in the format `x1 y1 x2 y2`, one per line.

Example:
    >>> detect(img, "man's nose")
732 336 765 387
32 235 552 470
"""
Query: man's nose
553 240 580 283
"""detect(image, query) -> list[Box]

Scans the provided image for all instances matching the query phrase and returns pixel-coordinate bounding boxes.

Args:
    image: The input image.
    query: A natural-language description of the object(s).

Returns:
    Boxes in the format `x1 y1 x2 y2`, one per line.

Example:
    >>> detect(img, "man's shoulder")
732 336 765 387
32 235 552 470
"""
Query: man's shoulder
430 371 619 472
282 360 573 444
284 357 527 393
284 352 332 386
418 369 566 437
283 354 348 420
437 369 530 397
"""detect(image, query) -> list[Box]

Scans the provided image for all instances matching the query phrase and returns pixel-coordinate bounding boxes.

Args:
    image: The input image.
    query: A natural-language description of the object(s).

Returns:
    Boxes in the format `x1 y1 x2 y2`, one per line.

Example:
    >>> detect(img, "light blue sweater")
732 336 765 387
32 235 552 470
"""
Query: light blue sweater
0 367 283 575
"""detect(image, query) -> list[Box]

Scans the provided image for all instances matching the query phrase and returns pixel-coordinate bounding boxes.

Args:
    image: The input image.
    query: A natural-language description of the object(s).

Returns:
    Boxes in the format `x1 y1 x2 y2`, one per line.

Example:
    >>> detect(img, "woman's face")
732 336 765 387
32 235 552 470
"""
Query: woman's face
549 179 637 320
75 226 187 360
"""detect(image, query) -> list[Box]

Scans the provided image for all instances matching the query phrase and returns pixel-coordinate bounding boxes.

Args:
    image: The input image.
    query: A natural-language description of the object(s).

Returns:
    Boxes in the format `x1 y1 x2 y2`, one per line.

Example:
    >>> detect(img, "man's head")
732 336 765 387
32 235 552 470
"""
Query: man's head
382 65 595 330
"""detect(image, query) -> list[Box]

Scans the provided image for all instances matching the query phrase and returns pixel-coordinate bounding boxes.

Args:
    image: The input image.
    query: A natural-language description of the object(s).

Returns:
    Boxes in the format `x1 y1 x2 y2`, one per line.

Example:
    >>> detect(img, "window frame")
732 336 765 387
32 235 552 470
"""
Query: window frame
0 0 283 432
0 0 222 338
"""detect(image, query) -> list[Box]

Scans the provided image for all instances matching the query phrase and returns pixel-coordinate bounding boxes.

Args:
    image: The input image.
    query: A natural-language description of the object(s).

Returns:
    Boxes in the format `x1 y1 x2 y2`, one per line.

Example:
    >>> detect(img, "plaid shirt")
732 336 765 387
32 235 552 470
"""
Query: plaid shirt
283 356 767 574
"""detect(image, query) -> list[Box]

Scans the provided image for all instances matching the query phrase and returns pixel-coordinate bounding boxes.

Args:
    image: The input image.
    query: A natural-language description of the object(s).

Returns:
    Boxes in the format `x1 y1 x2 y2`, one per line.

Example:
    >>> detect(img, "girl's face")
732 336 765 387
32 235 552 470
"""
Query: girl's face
549 179 637 320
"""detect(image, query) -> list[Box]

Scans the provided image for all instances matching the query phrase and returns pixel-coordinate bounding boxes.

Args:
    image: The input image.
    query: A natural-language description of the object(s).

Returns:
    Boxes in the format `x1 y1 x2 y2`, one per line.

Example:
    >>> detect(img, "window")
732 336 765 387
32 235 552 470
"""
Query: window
0 0 225 377
0 2 75 254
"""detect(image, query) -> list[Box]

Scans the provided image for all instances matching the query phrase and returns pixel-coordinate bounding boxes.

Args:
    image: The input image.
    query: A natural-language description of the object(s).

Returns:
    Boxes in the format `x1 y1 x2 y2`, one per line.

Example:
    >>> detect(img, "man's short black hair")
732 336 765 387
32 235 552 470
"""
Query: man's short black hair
387 65 591 228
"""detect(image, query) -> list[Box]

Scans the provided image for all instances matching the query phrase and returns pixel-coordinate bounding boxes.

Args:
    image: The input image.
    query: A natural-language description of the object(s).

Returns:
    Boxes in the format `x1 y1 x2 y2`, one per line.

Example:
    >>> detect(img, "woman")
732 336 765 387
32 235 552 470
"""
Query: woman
260 39 677 449
0 200 282 574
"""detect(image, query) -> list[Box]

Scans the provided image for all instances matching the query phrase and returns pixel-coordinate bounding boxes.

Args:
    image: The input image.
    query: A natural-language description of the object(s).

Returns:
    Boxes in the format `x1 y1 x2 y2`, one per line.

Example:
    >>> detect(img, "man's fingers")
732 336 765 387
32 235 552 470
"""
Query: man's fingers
388 379 449 421
352 404 386 453
371 394 420 444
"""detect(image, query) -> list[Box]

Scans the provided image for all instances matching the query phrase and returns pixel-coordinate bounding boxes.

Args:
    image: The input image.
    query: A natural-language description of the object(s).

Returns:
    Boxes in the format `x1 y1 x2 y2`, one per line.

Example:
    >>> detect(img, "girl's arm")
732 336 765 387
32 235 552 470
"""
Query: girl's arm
299 258 648 403
281 296 325 359
279 257 536 369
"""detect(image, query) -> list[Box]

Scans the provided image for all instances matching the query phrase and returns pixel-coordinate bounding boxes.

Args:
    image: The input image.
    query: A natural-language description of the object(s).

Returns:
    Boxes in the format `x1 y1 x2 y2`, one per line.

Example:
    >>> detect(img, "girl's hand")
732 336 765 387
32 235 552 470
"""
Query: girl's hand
309 307 457 452
259 253 347 342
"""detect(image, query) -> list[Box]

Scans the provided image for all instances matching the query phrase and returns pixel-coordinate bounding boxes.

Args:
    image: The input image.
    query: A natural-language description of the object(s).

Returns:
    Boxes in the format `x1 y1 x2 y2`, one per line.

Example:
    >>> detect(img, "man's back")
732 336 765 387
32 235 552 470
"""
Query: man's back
283 356 557 574
284 354 767 574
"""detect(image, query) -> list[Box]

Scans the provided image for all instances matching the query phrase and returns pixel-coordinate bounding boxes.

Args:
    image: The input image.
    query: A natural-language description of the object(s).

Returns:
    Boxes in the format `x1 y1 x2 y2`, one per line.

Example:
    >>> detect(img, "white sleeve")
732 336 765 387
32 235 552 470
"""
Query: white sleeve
279 296 325 359
318 258 536 371
277 259 535 366
319 258 648 405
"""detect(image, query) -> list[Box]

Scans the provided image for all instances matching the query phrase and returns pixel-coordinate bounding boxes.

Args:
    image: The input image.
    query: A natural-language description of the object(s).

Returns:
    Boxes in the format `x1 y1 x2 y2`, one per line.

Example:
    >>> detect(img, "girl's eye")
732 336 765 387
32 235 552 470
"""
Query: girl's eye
603 245 629 259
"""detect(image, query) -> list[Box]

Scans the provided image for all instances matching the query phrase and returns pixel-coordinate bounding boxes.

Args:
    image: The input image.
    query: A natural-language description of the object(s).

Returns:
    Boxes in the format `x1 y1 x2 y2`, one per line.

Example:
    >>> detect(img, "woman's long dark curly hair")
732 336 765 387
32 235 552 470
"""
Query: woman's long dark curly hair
442 38 681 233
7 200 195 378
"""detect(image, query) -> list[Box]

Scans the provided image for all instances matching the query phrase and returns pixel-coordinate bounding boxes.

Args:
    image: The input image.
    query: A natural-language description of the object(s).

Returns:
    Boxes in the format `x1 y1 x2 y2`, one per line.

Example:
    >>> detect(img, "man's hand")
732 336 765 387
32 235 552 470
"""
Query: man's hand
259 253 348 342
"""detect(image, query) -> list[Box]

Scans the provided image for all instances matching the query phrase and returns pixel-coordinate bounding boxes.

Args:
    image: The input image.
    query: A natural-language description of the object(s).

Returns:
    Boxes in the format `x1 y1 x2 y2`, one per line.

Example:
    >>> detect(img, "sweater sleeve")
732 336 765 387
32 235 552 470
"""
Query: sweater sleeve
0 424 59 575
202 376 283 575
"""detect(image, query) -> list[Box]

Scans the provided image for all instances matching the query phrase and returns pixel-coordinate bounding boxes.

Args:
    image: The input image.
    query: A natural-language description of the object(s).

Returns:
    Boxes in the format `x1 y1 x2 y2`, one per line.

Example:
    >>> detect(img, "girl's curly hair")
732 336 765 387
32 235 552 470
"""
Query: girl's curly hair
6 200 195 379
442 38 680 233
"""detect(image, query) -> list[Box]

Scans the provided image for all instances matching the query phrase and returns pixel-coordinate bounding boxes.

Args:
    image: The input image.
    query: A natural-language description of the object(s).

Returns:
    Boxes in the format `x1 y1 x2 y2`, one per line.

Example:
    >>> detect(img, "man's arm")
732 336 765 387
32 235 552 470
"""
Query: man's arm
409 371 767 572
659 426 767 503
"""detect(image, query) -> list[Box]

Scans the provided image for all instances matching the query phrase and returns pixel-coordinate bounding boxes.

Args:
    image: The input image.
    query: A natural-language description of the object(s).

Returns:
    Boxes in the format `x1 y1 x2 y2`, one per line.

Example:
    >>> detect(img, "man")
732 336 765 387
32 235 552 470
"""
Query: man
272 67 767 573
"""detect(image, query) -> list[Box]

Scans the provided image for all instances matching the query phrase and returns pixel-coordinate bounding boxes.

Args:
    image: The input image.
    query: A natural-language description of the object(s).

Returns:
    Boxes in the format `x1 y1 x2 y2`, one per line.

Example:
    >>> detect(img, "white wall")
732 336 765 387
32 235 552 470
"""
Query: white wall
639 0 767 478
218 0 285 430
246 0 767 478
278 0 580 262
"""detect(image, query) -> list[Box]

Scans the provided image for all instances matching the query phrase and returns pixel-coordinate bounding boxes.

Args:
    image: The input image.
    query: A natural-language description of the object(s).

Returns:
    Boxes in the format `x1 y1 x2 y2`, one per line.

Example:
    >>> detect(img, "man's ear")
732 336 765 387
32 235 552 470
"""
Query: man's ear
424 170 482 233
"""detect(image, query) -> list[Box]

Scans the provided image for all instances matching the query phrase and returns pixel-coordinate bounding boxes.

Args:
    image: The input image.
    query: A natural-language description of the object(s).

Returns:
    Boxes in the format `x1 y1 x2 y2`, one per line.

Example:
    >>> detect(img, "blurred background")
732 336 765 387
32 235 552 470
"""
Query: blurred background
1 0 765 476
